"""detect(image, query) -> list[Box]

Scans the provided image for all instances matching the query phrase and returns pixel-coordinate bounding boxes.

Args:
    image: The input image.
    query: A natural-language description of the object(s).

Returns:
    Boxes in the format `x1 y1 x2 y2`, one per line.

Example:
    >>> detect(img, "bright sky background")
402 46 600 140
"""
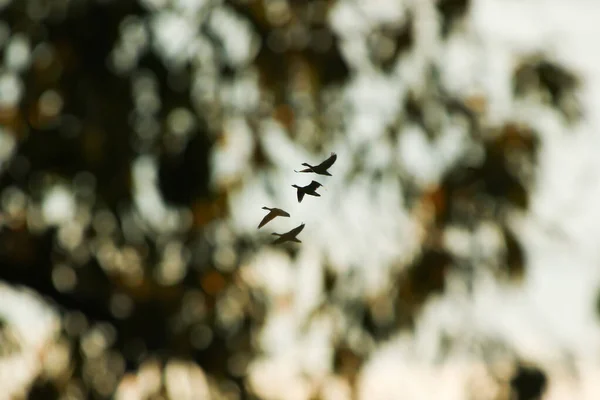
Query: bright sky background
227 1 600 398
3 0 600 399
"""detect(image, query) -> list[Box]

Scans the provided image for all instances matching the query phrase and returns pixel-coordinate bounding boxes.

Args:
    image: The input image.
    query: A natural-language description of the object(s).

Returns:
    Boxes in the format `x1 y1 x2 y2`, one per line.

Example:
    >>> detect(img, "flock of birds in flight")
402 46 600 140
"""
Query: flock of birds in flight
258 152 337 244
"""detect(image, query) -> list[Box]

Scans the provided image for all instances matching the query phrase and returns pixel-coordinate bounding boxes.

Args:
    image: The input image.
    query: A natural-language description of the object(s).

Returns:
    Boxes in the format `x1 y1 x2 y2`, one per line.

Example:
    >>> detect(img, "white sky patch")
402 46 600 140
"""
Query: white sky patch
435 123 471 168
250 306 335 397
247 355 312 400
293 247 324 320
258 309 301 355
437 34 484 95
345 113 387 149
329 1 370 38
477 44 515 125
353 0 407 27
0 72 23 107
259 120 315 170
346 73 404 126
219 71 261 113
398 125 441 186
357 336 473 400
210 116 254 187
4 33 31 72
132 155 181 233
243 249 295 300
362 138 394 170
207 7 259 68
174 0 210 14
164 360 211 400
0 284 60 350
297 314 334 379
151 11 196 66
0 283 61 398
42 185 75 227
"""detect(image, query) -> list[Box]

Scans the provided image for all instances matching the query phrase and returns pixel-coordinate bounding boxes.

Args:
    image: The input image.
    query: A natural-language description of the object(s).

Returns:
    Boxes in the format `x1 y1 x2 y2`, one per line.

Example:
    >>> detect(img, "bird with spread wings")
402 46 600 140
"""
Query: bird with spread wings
258 207 290 229
272 223 305 244
294 152 337 176
291 180 323 203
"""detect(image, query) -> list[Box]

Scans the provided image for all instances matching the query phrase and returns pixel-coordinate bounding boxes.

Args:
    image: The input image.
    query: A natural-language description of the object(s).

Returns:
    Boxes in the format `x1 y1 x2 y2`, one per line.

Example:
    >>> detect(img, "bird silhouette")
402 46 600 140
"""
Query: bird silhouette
292 180 323 203
258 207 290 229
295 152 337 176
272 223 305 244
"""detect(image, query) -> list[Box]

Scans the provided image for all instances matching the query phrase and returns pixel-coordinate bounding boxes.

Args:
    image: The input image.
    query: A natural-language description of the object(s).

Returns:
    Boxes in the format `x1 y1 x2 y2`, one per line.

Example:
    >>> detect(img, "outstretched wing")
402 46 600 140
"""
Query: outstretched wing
316 152 337 170
297 190 305 203
307 180 322 191
272 236 286 245
275 208 291 217
287 223 305 237
258 211 277 228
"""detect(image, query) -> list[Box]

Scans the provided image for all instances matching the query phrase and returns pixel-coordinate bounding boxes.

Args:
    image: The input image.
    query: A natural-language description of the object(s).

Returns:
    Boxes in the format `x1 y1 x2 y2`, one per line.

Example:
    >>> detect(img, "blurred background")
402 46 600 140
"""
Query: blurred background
1 0 600 398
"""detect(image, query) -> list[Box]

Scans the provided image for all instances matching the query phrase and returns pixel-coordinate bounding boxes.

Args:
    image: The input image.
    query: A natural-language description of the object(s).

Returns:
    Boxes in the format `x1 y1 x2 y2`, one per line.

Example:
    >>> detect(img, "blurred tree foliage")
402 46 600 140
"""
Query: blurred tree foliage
0 0 581 398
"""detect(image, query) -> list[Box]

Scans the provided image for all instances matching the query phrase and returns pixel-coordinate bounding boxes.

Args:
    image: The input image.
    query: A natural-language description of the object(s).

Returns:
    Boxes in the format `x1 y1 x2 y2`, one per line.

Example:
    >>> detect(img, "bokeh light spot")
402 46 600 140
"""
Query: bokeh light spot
51 264 77 293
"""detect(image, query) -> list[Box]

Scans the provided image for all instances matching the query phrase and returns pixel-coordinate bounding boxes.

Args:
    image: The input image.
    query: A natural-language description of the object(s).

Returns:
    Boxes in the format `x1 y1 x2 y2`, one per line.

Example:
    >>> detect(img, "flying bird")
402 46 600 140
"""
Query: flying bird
295 152 337 176
258 207 290 229
292 180 323 203
272 223 305 244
